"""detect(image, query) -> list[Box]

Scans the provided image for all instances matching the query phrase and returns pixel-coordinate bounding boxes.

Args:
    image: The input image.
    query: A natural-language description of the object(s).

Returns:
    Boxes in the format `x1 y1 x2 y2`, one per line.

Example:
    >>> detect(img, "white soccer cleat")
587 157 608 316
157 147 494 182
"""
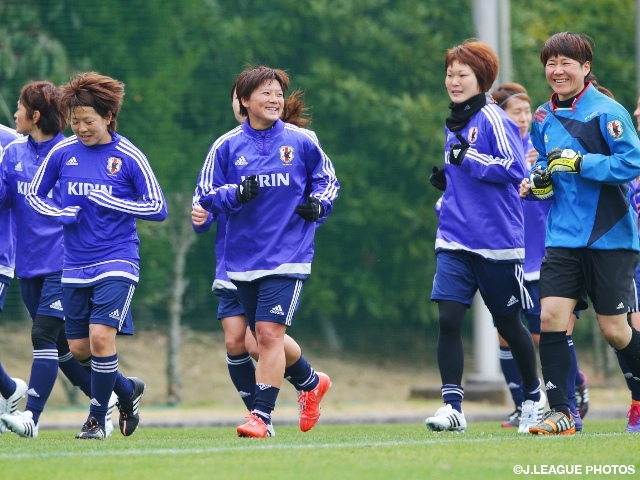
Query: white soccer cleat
0 410 38 438
0 378 28 433
425 404 467 432
0 378 28 415
105 391 118 438
518 389 546 433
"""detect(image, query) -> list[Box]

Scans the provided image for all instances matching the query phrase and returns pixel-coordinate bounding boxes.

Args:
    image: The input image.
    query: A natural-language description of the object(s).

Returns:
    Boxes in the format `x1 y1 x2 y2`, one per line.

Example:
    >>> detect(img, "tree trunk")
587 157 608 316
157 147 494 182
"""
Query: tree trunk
164 192 197 405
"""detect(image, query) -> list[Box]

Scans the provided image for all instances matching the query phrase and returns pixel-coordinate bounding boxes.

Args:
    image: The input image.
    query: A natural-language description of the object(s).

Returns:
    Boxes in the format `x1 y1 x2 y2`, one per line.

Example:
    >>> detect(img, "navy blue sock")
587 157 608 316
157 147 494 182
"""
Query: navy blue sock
227 352 256 410
442 384 463 413
539 331 570 415
0 363 16 399
566 335 579 413
112 371 134 402
91 354 119 428
79 356 92 375
252 384 279 425
499 345 524 409
284 355 318 391
25 345 59 424
56 330 91 397
58 351 91 398
616 349 640 401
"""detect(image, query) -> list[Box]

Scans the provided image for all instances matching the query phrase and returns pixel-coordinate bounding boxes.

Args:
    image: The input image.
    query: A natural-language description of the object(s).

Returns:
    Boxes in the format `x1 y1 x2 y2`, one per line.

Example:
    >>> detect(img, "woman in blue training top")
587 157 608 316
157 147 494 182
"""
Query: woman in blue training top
193 65 339 438
427 39 543 434
190 84 320 437
0 81 119 438
26 72 167 440
521 32 640 435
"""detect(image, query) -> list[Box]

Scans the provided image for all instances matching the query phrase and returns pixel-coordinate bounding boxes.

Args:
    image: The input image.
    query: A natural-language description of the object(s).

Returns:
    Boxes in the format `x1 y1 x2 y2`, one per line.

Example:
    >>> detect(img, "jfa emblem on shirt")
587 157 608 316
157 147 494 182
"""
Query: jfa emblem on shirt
107 157 123 174
607 120 623 138
279 146 294 163
467 127 478 144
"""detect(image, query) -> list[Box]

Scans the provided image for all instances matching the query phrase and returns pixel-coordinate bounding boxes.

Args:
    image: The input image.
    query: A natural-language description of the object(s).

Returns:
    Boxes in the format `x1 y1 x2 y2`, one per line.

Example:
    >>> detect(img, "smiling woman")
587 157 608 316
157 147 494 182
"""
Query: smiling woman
426 39 544 434
25 71 168 440
192 64 340 438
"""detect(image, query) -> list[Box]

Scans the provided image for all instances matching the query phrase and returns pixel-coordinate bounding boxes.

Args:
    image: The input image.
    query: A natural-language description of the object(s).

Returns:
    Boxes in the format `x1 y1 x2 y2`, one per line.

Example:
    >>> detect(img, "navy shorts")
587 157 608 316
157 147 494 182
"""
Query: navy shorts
522 280 542 334
214 288 245 320
0 274 10 312
633 262 640 311
233 277 304 331
19 272 65 320
63 279 136 339
540 247 638 315
431 251 532 316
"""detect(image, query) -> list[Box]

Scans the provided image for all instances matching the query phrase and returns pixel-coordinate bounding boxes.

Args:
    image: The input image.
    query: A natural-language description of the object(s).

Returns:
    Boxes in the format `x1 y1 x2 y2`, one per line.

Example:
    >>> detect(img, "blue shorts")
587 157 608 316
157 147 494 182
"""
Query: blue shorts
214 288 245 320
633 262 640 310
234 277 304 331
431 251 532 316
522 281 542 334
63 279 135 339
0 274 10 312
19 272 65 320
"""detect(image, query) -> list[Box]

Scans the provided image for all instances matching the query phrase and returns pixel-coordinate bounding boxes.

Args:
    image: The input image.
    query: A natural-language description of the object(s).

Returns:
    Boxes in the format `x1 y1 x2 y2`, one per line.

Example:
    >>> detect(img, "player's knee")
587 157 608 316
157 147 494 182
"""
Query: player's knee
31 315 64 347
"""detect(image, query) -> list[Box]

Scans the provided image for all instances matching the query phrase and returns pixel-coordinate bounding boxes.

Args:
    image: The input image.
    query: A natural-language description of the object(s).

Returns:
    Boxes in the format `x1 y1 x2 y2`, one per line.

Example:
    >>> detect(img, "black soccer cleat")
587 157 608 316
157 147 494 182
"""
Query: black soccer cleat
117 377 145 436
75 416 106 440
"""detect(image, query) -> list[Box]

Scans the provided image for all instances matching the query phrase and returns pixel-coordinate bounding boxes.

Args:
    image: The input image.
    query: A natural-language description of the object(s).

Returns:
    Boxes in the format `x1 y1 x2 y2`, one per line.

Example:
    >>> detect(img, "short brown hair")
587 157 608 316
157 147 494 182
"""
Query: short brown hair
234 65 289 118
540 32 593 67
445 39 499 93
60 72 125 132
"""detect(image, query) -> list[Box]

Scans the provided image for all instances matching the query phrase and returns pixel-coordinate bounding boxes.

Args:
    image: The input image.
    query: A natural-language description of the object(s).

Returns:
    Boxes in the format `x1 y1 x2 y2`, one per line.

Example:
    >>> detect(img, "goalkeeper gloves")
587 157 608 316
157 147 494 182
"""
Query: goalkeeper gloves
529 167 553 200
430 166 446 191
295 196 323 222
448 133 469 166
547 148 582 174
235 175 258 203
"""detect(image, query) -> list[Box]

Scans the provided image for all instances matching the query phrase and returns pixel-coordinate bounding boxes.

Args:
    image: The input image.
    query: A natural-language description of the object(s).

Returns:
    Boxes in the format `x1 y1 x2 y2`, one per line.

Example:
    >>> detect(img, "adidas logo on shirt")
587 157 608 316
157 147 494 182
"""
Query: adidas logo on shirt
27 388 40 398
269 305 284 316
617 302 625 310
235 156 248 166
49 300 63 311
66 157 78 166
109 309 120 320
14 162 23 172
506 295 519 307
545 381 556 390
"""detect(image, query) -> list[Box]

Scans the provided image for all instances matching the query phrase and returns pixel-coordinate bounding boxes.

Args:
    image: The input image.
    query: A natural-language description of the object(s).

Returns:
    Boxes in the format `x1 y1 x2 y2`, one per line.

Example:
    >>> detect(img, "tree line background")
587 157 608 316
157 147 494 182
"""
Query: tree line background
0 0 636 363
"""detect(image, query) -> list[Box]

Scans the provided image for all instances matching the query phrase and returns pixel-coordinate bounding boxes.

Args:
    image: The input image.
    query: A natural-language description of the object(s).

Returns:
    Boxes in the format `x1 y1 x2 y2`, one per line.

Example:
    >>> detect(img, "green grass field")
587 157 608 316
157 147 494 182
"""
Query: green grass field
0 421 637 479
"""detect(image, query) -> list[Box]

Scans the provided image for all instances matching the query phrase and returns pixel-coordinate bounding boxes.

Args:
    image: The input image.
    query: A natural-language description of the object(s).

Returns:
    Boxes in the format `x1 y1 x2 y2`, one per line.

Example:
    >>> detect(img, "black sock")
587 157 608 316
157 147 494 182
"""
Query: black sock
436 301 467 385
617 329 640 385
539 331 570 416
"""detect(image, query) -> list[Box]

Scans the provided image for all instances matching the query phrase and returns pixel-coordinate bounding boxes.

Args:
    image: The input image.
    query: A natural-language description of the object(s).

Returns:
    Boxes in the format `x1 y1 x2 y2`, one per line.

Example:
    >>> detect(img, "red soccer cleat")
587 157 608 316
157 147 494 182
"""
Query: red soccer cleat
237 412 268 438
298 372 331 432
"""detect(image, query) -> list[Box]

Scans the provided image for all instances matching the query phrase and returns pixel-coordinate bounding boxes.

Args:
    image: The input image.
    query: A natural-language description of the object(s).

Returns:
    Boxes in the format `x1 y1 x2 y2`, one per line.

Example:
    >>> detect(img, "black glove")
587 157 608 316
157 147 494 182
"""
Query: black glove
547 148 582 174
295 196 323 222
529 166 553 199
448 133 469 166
429 166 446 191
235 175 258 203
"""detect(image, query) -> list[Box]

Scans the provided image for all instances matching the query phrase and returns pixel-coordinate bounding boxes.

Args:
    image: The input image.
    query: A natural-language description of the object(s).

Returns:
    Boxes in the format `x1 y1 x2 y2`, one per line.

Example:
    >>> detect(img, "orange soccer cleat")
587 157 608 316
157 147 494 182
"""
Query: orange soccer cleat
237 412 269 438
298 372 331 432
